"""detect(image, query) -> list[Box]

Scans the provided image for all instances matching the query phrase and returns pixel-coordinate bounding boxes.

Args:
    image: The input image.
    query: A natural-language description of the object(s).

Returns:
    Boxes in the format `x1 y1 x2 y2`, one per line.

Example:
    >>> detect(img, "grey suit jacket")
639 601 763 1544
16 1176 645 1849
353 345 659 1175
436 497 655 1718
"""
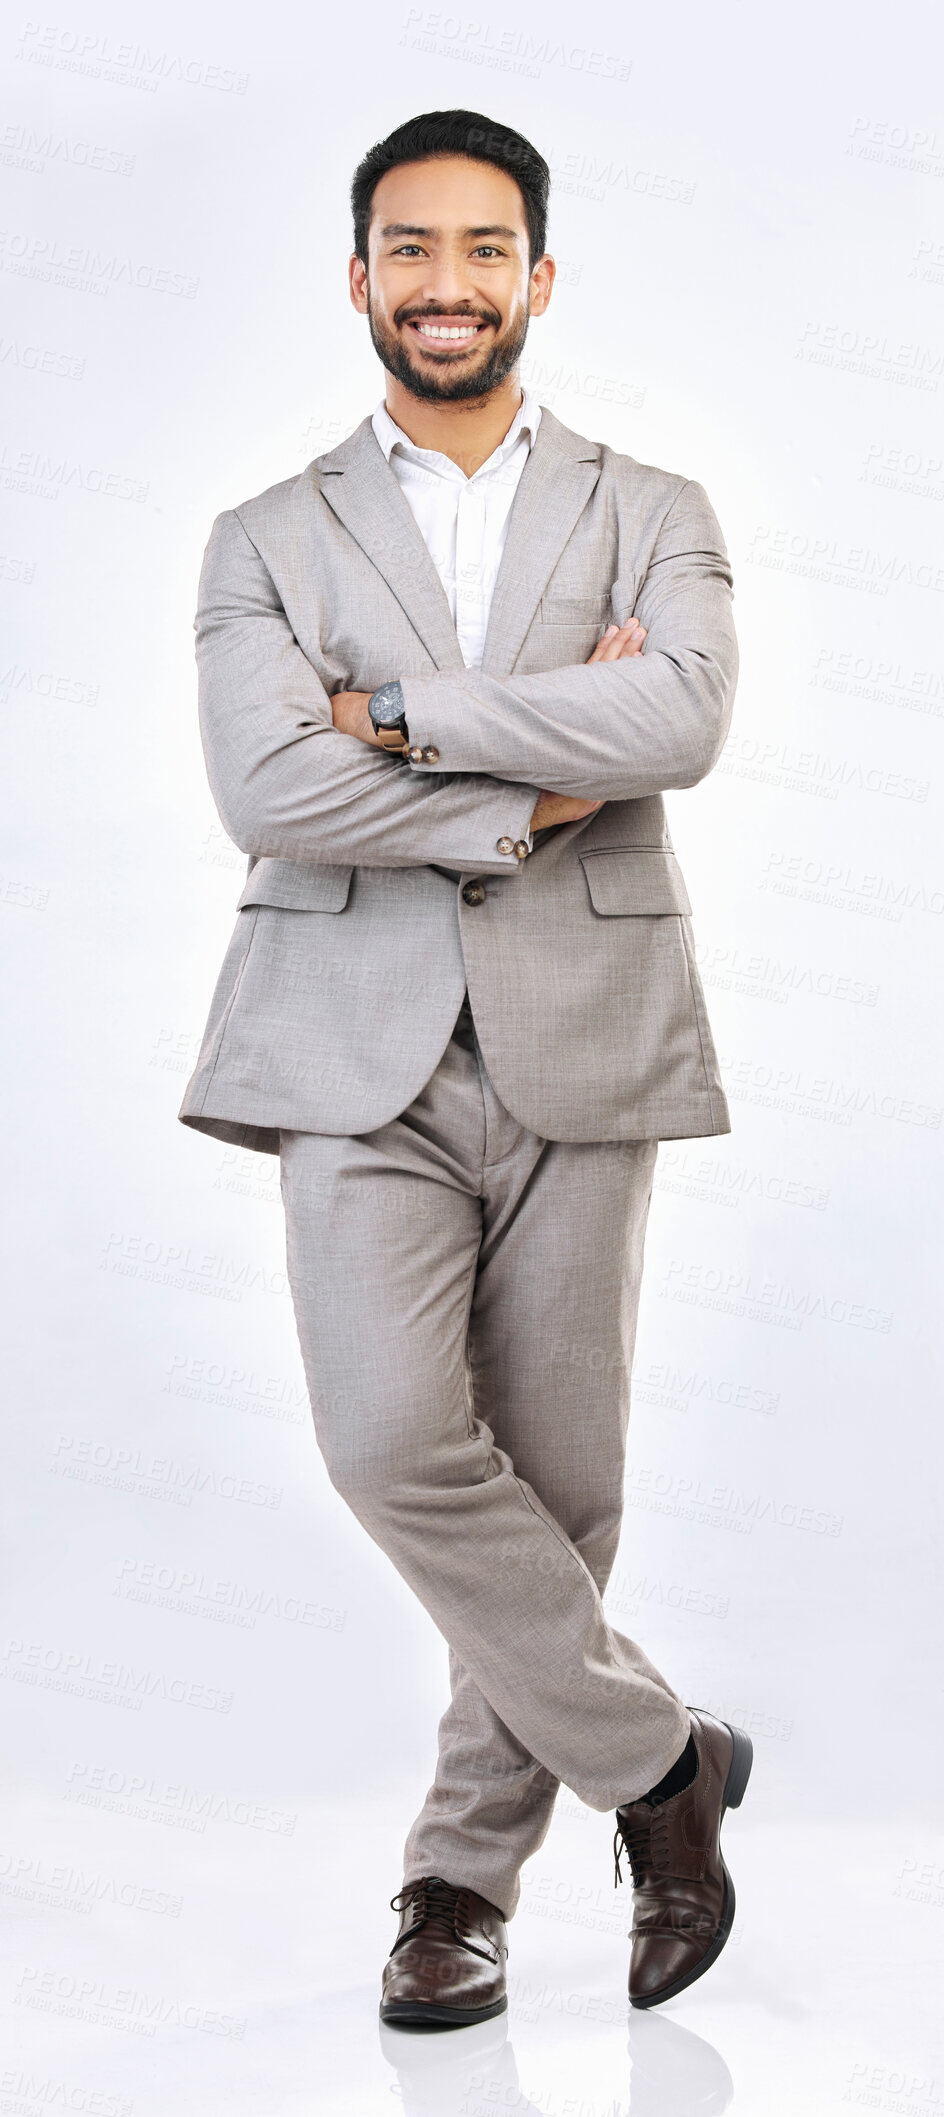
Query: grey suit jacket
178 404 738 1154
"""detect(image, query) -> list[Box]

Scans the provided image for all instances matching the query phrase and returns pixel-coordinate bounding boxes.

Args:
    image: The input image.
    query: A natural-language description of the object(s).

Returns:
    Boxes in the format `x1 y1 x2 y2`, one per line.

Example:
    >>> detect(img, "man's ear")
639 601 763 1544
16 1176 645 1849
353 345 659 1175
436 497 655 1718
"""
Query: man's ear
349 253 369 315
529 254 555 317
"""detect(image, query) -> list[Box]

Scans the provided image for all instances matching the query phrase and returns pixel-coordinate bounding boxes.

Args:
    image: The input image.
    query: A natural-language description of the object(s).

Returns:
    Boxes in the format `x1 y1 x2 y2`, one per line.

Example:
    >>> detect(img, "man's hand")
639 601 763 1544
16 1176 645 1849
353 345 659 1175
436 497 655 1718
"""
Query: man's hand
331 690 386 745
529 618 647 829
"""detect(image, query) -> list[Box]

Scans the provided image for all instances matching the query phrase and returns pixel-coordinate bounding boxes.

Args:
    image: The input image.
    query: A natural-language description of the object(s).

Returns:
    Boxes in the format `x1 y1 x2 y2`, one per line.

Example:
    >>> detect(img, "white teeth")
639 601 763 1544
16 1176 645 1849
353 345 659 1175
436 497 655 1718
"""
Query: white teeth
414 323 482 340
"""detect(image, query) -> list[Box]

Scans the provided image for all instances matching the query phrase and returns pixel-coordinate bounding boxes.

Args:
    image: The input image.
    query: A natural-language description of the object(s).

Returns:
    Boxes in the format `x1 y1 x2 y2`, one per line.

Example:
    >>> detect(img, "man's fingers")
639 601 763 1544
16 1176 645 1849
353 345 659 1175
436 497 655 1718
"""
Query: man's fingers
531 790 608 828
587 619 647 664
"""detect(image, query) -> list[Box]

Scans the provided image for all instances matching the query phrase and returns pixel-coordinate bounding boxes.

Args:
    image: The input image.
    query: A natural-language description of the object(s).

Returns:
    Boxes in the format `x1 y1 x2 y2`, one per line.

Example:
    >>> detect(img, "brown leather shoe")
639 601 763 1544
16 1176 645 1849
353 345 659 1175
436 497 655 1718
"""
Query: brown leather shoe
614 1707 753 2009
380 1876 509 2028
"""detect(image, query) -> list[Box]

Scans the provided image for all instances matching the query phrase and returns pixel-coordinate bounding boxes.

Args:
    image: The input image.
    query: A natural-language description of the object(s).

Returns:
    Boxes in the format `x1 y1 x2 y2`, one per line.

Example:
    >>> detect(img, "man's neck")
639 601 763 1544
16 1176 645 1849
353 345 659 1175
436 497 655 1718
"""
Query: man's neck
381 374 526 478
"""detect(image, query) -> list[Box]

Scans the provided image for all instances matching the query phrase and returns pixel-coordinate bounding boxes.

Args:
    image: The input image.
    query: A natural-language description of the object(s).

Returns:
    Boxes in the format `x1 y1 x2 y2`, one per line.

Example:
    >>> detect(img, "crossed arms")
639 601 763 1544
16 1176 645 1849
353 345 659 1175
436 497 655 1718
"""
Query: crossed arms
330 616 648 834
194 475 738 874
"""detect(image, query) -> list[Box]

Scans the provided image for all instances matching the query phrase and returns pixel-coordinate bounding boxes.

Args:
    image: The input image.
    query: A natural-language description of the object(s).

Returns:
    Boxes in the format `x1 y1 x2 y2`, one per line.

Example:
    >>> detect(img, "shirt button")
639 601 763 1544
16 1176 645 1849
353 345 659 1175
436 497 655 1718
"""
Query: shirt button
513 840 530 860
496 836 515 854
408 745 424 763
461 880 487 906
422 745 440 763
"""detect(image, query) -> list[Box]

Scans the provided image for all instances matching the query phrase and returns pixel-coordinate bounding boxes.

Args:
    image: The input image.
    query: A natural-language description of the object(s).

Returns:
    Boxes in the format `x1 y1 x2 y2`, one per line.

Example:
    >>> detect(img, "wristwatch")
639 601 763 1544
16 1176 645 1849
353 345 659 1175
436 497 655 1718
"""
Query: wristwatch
367 679 410 752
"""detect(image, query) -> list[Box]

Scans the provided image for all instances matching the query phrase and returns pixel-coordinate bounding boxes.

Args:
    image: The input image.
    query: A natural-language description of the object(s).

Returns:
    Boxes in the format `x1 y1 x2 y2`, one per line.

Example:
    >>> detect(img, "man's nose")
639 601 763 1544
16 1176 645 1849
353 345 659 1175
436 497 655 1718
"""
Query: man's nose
417 267 484 309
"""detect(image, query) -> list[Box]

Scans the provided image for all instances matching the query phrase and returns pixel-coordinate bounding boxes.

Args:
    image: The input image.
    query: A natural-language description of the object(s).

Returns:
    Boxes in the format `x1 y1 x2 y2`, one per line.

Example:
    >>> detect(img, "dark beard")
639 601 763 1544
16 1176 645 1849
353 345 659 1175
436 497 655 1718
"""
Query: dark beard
366 294 531 403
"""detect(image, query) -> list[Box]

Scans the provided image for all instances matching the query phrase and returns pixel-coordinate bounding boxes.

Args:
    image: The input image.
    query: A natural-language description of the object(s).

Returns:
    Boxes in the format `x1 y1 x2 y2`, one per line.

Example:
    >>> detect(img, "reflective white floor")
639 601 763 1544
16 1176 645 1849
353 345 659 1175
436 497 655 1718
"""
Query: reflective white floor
1 1788 940 2116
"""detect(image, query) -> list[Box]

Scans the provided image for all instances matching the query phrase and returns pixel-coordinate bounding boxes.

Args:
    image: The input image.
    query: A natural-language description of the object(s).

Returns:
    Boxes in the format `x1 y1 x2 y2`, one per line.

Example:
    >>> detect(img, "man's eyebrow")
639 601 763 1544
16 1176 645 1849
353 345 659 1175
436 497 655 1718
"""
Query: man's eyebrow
379 223 522 242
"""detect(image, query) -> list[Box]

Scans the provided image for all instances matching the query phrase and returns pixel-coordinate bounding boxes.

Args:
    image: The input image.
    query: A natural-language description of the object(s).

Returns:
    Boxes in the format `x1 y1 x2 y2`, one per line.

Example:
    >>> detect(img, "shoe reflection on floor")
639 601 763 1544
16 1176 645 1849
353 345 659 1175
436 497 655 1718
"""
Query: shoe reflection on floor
379 2012 542 2117
378 2004 732 2116
627 2011 734 2113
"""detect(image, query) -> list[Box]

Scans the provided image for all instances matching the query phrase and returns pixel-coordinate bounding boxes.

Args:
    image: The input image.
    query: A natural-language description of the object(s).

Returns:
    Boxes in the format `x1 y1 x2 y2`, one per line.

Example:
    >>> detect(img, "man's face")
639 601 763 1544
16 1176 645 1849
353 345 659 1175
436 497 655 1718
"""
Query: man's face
350 154 553 403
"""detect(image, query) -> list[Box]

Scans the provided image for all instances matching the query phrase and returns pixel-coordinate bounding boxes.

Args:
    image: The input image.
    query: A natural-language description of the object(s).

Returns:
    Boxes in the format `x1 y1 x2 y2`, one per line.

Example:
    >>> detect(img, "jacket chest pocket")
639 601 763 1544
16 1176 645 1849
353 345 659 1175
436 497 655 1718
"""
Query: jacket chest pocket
538 592 612 626
536 572 637 629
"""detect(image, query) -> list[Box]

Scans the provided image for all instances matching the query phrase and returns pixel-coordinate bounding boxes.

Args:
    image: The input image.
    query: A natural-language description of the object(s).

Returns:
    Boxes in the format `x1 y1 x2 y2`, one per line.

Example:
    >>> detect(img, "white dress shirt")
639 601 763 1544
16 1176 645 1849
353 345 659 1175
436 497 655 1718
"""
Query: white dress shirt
370 390 542 670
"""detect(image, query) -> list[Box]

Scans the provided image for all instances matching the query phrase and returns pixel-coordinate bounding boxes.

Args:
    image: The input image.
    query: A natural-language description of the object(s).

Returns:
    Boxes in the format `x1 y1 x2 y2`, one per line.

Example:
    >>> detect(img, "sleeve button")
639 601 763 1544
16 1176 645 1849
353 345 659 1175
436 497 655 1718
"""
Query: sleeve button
408 745 425 763
496 836 515 854
513 840 530 860
422 745 440 763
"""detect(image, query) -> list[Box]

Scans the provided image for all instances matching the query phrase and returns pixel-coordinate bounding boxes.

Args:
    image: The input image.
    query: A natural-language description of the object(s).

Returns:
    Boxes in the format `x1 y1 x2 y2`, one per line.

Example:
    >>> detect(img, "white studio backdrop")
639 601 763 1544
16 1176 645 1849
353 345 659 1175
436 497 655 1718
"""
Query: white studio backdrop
1 2 942 2112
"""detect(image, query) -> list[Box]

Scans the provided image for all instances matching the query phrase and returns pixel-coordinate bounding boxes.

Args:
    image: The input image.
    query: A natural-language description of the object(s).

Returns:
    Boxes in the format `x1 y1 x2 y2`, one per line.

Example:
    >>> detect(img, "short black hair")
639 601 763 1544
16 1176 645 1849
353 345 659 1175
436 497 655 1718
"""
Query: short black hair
351 109 550 272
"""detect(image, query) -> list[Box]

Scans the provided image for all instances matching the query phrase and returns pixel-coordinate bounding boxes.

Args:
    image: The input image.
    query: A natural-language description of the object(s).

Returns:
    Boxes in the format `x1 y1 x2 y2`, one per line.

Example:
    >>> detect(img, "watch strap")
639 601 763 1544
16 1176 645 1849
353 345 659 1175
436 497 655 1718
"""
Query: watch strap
376 721 410 751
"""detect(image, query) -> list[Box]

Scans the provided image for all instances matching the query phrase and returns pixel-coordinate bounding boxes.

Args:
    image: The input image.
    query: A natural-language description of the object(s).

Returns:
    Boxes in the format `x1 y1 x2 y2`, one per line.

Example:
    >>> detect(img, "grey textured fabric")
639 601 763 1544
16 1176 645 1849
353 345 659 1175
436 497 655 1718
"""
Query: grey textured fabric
178 403 738 1152
278 1000 691 1919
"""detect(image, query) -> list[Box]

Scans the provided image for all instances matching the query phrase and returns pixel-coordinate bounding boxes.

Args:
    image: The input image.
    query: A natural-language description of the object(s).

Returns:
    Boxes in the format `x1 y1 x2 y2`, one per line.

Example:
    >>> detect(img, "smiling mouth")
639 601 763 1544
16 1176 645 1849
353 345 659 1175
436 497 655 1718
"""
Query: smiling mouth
405 318 492 348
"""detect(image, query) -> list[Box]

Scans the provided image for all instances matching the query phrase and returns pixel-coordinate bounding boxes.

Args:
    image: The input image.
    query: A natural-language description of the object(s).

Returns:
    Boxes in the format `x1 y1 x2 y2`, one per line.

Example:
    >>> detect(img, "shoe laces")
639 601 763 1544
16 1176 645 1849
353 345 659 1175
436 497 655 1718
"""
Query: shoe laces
613 1801 670 1889
390 1876 493 1957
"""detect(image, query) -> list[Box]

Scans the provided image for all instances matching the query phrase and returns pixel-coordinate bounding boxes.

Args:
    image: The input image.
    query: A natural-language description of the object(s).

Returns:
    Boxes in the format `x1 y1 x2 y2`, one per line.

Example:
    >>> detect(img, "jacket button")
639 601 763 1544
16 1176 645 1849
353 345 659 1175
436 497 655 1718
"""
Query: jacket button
496 836 515 854
422 745 440 763
461 880 486 906
513 840 530 860
408 745 424 763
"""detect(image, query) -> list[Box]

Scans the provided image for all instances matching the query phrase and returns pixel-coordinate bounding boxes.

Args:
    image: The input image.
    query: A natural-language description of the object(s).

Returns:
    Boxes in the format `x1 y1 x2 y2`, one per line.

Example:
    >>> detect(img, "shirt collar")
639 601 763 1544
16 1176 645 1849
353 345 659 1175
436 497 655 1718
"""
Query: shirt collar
371 389 542 474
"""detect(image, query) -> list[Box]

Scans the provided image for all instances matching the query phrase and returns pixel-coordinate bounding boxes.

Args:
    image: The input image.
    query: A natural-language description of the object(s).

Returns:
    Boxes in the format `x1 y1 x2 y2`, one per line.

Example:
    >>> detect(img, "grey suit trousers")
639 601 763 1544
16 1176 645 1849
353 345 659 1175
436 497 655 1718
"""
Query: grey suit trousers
278 994 691 1919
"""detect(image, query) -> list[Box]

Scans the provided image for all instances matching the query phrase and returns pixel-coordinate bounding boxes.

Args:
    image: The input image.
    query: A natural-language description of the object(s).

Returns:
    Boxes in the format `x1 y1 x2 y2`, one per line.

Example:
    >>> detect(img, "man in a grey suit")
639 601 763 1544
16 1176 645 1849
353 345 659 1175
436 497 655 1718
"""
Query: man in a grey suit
179 108 751 2025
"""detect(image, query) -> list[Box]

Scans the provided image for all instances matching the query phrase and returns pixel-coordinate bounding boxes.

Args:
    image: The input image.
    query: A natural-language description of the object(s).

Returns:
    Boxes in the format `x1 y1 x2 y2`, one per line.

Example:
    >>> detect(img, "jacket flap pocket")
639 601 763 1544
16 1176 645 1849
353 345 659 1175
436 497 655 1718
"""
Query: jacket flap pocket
237 856 353 913
579 848 692 916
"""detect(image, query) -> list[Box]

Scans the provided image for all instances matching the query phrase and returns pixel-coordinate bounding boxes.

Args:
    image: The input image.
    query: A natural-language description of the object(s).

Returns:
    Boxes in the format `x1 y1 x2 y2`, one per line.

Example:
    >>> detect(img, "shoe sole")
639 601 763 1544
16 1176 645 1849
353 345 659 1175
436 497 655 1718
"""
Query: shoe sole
379 1994 508 2030
629 1718 753 2012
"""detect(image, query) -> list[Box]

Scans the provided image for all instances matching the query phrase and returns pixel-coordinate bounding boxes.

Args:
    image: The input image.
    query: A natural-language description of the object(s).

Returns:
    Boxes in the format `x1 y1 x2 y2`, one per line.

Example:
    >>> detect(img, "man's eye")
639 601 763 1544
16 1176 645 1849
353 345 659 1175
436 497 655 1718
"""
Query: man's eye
390 244 504 258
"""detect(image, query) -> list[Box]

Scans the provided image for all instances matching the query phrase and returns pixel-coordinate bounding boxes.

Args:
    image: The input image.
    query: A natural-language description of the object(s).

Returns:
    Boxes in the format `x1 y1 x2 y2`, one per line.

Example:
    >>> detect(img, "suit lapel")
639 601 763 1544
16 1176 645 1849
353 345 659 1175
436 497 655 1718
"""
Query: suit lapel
305 403 601 677
309 416 466 673
478 408 601 676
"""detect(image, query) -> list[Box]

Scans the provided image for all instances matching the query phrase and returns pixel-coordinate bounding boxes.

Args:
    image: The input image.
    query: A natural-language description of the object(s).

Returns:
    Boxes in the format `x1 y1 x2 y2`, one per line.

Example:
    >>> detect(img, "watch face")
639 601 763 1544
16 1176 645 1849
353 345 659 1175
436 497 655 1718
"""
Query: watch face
371 682 404 725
